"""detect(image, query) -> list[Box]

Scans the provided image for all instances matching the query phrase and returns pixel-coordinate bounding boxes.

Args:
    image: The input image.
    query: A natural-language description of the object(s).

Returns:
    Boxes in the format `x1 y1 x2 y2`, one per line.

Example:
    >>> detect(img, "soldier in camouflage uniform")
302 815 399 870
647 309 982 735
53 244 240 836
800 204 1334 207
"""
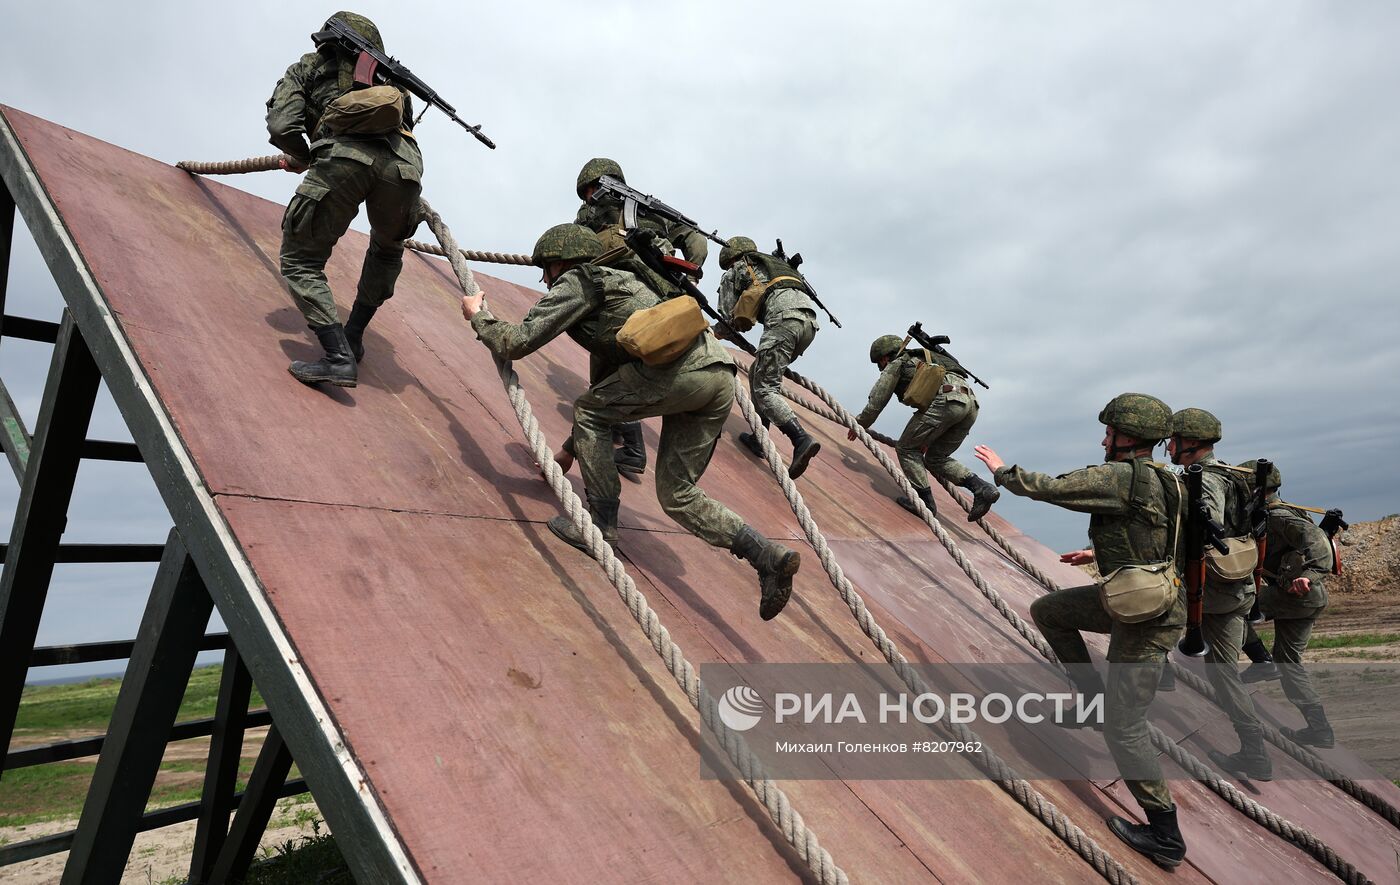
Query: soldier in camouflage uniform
714 237 821 479
268 12 424 388
854 335 999 521
1166 409 1271 781
1239 461 1336 748
461 224 801 621
569 158 708 475
974 393 1188 869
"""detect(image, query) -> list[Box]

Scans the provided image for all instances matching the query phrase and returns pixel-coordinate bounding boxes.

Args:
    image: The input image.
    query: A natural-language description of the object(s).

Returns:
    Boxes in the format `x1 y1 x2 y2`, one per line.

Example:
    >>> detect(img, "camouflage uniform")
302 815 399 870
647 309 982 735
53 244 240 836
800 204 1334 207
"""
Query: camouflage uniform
1248 500 1332 712
267 17 423 330
857 349 978 488
470 265 743 546
996 458 1186 814
716 251 820 427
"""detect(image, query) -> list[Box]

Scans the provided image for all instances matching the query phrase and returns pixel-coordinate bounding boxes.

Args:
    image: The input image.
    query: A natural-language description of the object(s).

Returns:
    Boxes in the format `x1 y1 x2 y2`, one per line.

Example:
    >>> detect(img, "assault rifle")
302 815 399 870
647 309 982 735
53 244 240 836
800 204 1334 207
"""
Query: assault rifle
591 176 725 246
1179 464 1227 657
906 322 989 389
311 17 496 149
773 239 842 328
623 229 757 356
1246 458 1273 624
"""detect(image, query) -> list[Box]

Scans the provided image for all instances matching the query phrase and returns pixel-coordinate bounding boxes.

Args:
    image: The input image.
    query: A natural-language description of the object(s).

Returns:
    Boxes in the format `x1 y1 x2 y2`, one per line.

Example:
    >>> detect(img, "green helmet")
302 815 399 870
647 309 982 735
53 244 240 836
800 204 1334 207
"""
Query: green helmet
718 236 758 270
1239 459 1282 492
319 11 385 52
1098 393 1173 442
576 158 625 199
531 223 603 267
1171 408 1222 443
869 335 905 364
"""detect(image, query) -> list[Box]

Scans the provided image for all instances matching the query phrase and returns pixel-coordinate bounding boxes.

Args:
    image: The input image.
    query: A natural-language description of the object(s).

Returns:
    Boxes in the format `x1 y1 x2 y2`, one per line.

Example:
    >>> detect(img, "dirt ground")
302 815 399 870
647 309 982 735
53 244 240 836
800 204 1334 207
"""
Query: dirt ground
0 794 324 884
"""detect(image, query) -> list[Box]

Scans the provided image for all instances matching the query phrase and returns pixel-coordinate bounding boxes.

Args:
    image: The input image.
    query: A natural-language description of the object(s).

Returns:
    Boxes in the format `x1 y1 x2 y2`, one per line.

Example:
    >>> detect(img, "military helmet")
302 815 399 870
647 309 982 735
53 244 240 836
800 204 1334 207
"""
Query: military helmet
1171 408 1222 443
869 334 905 364
531 223 603 267
576 158 625 199
1239 459 1282 492
1098 393 1173 442
320 11 385 52
718 236 758 270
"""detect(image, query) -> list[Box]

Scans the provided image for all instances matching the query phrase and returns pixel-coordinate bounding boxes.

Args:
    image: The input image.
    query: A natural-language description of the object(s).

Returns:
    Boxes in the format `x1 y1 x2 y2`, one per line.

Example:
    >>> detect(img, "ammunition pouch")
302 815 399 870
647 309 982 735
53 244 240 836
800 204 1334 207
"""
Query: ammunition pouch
1205 536 1259 581
899 350 946 410
730 259 804 332
317 85 405 137
595 225 628 253
1099 562 1180 623
617 296 708 366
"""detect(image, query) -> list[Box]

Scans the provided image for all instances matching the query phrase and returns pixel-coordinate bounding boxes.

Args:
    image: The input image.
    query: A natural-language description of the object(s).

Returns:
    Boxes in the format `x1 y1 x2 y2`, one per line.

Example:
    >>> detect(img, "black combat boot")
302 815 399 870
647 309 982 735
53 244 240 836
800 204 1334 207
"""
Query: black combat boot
778 418 822 480
730 525 801 621
1158 663 1176 692
548 495 620 554
1056 668 1106 730
1280 704 1335 749
288 323 357 387
896 485 936 518
343 301 378 363
958 475 1001 522
1107 807 1187 869
612 422 647 475
1208 727 1274 781
1240 638 1280 683
737 417 770 459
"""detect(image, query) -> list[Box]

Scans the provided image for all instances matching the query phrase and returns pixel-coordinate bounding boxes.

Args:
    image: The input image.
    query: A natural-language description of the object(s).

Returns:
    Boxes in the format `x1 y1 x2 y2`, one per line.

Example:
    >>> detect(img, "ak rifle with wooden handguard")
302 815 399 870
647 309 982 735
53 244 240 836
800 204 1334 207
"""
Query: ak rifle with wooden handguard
772 239 842 328
311 17 496 149
623 229 758 356
906 322 989 389
1178 463 1227 657
591 176 725 246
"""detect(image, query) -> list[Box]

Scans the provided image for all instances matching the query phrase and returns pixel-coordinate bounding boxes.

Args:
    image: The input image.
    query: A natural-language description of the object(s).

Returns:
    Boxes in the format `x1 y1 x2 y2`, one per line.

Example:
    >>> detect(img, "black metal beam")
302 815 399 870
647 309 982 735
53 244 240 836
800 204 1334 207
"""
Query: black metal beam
81 439 142 462
29 632 231 667
0 178 13 344
0 377 29 481
0 778 308 867
61 533 213 884
208 724 294 885
0 542 165 563
1 314 61 343
0 312 101 762
5 708 272 770
189 648 254 885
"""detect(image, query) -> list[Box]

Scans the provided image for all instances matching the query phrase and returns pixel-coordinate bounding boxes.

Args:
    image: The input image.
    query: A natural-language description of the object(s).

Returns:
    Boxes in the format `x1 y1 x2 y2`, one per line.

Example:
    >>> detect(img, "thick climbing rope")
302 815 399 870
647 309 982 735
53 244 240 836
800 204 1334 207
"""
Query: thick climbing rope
402 239 532 266
730 381 1139 885
176 154 287 174
755 366 1374 884
773 371 1400 835
415 199 848 885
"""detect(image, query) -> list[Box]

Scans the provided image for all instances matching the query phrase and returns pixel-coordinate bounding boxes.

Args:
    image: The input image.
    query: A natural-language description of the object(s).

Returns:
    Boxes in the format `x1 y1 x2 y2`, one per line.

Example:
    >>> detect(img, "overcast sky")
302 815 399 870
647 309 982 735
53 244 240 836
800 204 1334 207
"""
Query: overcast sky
3 1 1398 681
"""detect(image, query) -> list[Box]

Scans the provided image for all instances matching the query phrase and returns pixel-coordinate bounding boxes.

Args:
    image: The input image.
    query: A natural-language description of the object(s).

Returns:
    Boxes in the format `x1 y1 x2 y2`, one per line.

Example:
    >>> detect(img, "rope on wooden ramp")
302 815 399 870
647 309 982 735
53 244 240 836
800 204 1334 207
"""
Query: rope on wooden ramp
774 369 1400 839
416 199 848 885
756 368 1375 884
730 379 1139 885
402 239 532 266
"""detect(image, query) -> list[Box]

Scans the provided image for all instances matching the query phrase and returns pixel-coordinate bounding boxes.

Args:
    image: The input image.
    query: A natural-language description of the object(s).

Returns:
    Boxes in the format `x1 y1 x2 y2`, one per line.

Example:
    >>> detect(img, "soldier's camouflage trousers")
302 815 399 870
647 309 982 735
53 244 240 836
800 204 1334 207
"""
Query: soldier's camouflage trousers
573 362 745 548
1202 592 1263 738
1246 612 1324 710
749 314 817 426
280 139 424 327
897 396 978 490
1031 584 1186 814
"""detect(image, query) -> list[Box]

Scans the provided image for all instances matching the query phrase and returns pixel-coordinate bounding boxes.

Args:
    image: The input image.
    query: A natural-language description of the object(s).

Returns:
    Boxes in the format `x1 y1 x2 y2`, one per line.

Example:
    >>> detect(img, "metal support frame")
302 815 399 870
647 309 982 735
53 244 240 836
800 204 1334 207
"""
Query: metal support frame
0 543 165 563
0 176 13 340
61 532 213 884
208 724 295 885
0 311 100 760
189 647 255 884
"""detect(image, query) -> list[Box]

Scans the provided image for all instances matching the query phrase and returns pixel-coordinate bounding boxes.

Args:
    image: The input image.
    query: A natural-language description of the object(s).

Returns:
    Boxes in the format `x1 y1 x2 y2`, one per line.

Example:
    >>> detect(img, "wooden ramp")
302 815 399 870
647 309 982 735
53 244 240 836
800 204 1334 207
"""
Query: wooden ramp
2 104 1397 884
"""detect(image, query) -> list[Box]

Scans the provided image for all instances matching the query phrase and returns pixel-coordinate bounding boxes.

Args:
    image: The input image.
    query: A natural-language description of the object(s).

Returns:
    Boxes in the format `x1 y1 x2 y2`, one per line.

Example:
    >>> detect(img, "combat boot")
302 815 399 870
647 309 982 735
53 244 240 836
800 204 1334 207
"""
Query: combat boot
957 475 1001 522
1107 807 1187 869
1280 704 1335 749
612 422 647 475
738 417 770 460
289 323 357 387
548 495 620 555
1240 638 1280 683
1208 728 1273 781
896 485 936 518
778 418 822 480
343 301 378 363
730 525 801 621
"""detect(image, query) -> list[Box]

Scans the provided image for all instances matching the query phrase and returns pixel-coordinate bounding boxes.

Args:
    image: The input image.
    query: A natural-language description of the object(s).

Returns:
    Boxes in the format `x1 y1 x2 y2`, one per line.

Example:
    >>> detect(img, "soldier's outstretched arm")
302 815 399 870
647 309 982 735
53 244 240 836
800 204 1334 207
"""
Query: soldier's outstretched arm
992 462 1132 515
855 359 902 428
467 275 595 360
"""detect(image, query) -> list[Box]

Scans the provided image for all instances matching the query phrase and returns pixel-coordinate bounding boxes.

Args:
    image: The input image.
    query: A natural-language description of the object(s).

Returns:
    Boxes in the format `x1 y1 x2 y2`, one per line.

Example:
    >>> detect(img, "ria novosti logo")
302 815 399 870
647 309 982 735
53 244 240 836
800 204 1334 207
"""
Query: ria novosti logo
718 686 765 731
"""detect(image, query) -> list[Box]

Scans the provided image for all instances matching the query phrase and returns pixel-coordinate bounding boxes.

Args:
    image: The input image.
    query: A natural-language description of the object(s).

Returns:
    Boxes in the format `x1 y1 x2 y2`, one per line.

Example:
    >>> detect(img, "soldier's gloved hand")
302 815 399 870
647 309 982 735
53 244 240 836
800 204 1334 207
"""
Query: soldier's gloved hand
1060 549 1095 566
1288 576 1311 596
279 155 309 174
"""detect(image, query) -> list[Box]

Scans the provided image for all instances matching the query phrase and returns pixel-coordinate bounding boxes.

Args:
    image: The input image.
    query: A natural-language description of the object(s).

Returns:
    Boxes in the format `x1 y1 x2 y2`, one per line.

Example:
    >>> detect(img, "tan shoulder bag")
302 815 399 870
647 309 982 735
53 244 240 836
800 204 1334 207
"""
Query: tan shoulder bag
1099 469 1183 623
